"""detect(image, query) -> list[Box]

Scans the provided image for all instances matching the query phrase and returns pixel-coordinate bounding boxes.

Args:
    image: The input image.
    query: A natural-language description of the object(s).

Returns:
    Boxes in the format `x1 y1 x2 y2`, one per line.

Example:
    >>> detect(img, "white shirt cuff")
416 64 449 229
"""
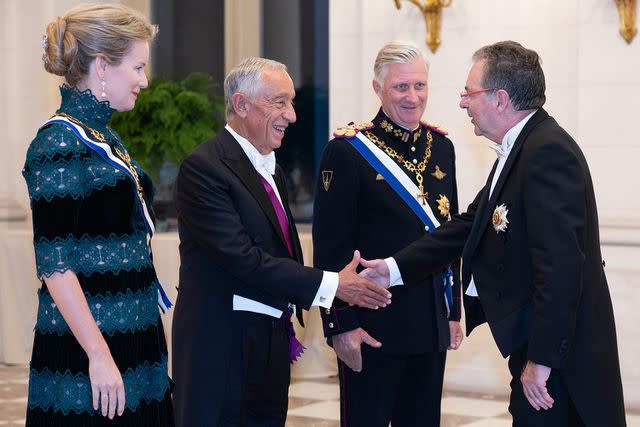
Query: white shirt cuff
312 271 339 308
385 257 404 287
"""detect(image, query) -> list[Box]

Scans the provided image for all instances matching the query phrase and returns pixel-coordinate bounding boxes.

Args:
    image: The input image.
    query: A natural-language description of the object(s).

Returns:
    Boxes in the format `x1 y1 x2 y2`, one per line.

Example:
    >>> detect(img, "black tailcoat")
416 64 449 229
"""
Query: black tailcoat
394 109 626 425
172 128 323 426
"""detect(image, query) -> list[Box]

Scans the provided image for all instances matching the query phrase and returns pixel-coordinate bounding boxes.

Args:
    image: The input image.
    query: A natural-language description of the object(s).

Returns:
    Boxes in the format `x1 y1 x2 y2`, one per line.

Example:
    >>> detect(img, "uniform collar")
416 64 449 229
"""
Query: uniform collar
373 108 423 144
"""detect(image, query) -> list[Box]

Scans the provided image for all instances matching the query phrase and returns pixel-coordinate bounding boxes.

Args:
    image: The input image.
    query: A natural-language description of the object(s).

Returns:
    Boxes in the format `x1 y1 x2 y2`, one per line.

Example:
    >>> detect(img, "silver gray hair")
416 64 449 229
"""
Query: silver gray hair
373 41 428 86
224 57 289 118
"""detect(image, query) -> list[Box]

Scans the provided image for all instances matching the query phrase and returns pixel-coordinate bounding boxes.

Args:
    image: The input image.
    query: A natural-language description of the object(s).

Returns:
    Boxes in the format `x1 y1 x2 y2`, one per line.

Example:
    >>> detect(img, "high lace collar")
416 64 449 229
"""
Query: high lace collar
57 85 115 126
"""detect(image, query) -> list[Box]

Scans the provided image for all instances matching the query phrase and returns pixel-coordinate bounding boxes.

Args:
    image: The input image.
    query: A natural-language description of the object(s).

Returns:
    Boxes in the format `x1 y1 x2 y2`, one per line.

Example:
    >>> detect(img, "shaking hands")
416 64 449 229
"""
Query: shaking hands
336 251 392 309
358 257 391 288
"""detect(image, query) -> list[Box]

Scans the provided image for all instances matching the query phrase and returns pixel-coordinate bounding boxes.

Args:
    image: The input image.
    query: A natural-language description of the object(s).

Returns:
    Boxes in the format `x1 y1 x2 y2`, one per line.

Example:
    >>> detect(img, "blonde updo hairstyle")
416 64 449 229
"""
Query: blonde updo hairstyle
42 3 157 87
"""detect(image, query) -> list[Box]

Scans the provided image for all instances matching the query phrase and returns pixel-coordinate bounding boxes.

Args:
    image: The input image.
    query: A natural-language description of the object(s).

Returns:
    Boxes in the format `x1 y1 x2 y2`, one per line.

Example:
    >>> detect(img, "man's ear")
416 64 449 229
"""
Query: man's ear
372 79 383 102
231 92 249 118
495 89 511 113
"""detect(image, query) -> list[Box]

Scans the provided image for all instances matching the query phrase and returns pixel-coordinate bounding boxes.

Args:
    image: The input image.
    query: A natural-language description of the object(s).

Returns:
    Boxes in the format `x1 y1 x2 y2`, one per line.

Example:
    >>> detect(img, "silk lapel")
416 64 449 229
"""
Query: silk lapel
464 109 549 260
485 109 549 215
462 160 499 261
218 129 288 248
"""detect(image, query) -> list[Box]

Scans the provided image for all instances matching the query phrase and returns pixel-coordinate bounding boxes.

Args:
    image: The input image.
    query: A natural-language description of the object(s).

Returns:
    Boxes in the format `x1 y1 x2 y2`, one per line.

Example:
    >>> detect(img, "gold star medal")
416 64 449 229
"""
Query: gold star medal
436 194 451 219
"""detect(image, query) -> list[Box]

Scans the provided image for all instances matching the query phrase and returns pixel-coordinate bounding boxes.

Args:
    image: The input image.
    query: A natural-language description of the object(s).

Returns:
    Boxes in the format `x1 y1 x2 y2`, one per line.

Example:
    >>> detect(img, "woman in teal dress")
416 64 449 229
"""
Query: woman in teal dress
22 3 174 425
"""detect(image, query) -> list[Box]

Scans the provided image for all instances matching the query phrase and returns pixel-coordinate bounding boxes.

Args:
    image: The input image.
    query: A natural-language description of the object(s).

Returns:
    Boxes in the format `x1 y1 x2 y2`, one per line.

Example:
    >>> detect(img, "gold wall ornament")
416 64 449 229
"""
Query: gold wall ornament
394 0 453 53
615 0 637 44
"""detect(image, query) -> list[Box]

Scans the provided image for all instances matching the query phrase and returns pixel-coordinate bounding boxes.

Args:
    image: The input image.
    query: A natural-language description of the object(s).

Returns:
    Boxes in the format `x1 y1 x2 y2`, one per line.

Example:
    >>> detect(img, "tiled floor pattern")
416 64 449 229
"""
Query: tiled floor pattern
1 364 638 426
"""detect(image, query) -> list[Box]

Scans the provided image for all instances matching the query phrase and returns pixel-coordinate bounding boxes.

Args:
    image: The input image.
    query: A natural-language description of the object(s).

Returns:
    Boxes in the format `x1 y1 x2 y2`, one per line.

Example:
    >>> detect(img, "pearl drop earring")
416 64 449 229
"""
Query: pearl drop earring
101 79 106 98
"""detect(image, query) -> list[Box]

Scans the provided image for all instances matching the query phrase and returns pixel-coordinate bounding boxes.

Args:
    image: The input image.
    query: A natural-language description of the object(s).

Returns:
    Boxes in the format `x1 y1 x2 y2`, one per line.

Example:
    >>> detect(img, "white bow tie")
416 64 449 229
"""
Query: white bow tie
489 143 507 158
257 152 276 176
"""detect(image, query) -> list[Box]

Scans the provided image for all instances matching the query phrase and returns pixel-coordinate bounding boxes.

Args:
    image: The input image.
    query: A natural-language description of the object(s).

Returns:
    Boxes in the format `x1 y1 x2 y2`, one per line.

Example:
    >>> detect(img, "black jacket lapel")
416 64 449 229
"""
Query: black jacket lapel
462 160 499 263
218 129 288 248
486 109 549 212
463 109 549 268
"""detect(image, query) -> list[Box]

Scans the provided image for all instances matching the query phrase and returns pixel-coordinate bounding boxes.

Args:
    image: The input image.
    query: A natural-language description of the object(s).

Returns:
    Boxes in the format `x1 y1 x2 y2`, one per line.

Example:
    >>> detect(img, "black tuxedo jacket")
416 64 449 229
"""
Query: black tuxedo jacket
172 128 323 426
313 113 461 354
394 109 625 425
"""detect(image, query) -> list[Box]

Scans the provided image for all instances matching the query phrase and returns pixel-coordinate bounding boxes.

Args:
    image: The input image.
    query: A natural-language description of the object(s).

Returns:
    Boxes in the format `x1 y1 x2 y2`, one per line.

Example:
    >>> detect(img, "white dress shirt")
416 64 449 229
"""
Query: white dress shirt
385 111 537 295
225 124 339 317
464 110 536 296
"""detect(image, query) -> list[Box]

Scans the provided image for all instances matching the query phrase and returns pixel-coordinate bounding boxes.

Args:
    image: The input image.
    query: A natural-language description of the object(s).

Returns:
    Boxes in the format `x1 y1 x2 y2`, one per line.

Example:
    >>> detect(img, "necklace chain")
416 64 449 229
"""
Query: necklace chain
364 129 432 204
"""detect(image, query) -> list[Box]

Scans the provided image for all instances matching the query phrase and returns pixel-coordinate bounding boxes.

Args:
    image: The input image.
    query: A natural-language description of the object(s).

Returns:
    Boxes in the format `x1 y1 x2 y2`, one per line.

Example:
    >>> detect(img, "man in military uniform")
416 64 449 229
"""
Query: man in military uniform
313 42 463 427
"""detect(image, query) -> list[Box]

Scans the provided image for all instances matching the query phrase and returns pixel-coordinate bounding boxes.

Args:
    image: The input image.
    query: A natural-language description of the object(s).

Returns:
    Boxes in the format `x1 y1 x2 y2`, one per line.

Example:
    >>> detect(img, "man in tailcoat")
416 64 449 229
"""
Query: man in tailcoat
361 41 626 426
172 57 392 427
313 42 463 427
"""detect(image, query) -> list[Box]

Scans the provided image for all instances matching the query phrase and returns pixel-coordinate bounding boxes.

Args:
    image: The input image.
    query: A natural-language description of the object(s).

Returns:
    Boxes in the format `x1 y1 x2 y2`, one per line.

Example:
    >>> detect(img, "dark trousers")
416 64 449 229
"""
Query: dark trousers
508 345 585 426
338 346 447 427
219 311 291 427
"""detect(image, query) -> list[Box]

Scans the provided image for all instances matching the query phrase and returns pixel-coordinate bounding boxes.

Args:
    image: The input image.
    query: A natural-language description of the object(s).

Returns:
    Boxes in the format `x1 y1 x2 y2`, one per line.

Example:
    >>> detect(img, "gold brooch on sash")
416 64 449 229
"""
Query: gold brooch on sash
492 204 509 233
431 165 447 180
322 170 333 191
436 194 451 219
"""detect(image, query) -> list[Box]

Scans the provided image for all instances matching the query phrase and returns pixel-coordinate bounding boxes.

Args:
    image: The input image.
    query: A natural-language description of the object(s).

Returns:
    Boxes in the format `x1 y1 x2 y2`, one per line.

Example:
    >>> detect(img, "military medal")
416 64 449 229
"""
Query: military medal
431 165 447 180
415 174 429 205
364 129 432 206
436 194 450 219
492 203 509 233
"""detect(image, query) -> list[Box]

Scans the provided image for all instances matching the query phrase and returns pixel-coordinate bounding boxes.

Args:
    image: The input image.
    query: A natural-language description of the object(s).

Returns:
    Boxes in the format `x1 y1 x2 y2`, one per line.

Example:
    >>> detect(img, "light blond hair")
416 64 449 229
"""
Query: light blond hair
224 57 289 119
373 41 428 85
42 3 157 86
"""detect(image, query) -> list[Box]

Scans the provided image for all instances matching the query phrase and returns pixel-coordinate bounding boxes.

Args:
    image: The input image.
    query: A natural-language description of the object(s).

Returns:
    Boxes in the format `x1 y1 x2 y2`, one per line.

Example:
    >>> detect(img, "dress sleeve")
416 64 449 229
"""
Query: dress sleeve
22 124 129 278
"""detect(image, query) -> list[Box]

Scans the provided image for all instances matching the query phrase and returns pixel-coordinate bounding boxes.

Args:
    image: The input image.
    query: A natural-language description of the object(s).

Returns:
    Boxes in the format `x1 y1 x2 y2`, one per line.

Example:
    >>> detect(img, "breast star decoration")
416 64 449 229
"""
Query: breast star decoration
436 194 450 219
492 203 509 233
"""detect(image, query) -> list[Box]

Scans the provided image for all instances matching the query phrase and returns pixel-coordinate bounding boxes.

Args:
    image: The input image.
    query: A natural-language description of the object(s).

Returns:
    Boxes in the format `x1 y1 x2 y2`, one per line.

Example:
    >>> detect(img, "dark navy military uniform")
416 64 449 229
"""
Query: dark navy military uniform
313 109 461 427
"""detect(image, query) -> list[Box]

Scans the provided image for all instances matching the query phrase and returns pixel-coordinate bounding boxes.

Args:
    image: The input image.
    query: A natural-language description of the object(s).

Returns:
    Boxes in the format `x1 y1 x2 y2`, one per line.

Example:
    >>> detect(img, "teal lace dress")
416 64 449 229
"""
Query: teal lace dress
22 86 174 426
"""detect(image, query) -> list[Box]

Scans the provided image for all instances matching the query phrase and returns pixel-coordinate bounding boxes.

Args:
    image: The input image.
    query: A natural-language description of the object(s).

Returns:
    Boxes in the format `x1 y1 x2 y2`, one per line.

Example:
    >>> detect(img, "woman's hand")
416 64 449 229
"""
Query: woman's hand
89 349 126 418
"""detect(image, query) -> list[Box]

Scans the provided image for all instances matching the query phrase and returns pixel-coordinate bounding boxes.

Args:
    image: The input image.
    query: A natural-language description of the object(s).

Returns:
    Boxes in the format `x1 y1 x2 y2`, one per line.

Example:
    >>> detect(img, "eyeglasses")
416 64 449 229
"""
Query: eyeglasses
460 87 502 98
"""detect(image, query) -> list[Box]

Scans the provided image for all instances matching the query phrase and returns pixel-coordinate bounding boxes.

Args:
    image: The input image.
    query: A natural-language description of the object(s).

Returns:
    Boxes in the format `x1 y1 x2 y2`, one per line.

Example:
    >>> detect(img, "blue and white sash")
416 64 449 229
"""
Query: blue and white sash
42 115 172 312
347 131 453 314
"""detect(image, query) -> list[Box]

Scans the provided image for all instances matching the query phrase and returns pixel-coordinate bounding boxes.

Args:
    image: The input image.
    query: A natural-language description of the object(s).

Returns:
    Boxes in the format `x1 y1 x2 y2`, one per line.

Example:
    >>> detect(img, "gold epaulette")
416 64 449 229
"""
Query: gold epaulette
333 121 374 138
421 120 448 136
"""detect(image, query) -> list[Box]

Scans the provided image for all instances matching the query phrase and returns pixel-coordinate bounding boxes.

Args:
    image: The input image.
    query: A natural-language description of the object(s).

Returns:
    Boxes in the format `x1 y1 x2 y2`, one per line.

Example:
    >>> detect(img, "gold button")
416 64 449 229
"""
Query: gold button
412 158 418 164
328 322 334 328
325 308 331 315
411 146 416 152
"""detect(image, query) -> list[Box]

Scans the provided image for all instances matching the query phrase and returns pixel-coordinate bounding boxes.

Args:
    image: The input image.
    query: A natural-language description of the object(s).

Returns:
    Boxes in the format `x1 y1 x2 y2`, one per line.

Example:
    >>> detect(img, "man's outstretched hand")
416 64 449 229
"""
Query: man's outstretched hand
337 251 392 309
358 257 391 288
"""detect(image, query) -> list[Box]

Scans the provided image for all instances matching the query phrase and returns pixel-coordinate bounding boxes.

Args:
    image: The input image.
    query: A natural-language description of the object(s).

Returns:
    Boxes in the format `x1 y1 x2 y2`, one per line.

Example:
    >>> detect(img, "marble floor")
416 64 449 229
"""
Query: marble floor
1 364 638 426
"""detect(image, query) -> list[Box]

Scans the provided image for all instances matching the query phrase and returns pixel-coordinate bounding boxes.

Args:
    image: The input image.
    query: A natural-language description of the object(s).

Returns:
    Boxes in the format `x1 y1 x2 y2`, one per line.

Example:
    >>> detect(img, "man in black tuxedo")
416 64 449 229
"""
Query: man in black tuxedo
361 41 626 426
313 42 463 427
172 57 392 427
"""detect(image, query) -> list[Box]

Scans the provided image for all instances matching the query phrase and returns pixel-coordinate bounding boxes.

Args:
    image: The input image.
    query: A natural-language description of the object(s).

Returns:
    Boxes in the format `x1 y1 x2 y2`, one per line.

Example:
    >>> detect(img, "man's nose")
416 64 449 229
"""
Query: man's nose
284 103 296 123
